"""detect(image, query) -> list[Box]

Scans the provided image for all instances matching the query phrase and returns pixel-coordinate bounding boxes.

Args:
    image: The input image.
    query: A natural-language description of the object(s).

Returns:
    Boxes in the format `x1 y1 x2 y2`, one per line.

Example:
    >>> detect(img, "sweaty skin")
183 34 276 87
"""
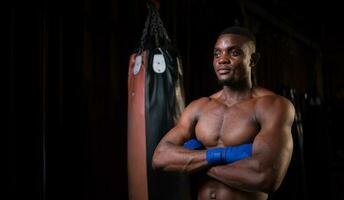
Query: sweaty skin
152 33 295 200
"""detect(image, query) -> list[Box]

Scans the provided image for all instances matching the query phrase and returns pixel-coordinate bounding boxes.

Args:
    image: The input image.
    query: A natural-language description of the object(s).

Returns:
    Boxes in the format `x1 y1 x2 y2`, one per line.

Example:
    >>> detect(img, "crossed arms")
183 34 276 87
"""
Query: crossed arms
152 96 295 193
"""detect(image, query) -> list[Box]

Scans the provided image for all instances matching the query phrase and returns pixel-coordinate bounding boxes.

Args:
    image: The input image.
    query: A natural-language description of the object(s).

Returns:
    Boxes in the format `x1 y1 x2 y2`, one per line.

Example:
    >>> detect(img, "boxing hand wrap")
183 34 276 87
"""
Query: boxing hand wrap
183 139 204 150
205 148 224 165
222 143 253 163
206 143 253 165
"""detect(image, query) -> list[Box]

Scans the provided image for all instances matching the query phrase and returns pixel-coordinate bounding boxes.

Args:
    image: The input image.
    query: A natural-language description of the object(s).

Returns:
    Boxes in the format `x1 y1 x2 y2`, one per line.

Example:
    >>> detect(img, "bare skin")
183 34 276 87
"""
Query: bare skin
152 33 295 200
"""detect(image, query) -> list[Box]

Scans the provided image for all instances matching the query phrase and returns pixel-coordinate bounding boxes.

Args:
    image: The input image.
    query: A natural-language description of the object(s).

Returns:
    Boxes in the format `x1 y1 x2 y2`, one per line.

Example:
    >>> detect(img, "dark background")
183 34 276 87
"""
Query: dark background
6 0 344 199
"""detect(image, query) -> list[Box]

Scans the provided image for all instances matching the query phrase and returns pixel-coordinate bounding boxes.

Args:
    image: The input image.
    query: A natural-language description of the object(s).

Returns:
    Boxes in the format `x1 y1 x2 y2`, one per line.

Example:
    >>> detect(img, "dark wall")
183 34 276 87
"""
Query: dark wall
7 0 139 199
6 0 344 200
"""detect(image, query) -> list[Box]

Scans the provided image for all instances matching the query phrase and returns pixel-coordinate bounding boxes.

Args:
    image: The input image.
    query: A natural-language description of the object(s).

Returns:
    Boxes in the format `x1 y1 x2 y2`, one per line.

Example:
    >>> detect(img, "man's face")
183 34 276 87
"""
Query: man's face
213 33 255 86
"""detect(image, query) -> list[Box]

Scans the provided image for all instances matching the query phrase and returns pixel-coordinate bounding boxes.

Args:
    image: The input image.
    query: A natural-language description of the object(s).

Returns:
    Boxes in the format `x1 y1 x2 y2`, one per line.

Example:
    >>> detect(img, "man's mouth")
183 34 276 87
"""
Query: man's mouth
218 69 231 75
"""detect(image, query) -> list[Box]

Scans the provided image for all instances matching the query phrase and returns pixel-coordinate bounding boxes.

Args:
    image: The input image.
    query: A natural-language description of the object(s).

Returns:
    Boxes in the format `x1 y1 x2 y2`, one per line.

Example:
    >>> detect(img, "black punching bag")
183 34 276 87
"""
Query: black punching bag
127 3 190 200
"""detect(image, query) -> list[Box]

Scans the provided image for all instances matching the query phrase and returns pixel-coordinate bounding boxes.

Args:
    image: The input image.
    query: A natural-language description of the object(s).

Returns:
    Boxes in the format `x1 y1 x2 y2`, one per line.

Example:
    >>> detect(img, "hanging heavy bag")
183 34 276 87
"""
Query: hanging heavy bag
127 3 190 200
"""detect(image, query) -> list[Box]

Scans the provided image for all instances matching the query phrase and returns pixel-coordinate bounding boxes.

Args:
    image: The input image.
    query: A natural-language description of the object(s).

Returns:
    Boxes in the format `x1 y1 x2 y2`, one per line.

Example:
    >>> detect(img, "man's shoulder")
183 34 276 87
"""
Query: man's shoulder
257 94 292 105
181 97 212 119
252 86 275 97
255 93 295 116
250 86 293 112
188 97 212 108
185 94 222 113
190 90 224 106
254 94 295 129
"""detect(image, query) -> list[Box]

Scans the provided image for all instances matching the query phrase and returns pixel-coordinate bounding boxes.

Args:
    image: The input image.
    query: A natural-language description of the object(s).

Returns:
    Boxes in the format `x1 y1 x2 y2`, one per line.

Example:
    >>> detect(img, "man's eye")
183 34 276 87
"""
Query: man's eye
230 50 240 56
213 51 220 57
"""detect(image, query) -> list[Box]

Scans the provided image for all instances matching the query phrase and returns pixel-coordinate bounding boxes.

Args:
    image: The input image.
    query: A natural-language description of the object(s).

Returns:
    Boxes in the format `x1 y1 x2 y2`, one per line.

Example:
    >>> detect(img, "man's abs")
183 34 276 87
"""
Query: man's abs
198 178 268 200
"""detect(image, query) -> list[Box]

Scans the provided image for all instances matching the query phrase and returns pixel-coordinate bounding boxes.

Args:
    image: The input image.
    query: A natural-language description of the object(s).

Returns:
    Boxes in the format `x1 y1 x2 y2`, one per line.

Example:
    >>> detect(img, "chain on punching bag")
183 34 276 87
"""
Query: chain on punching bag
127 3 189 200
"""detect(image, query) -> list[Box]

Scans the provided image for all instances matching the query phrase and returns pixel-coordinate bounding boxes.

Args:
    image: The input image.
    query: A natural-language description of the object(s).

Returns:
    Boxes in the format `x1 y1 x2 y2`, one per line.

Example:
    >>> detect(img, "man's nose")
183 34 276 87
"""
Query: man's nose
218 55 230 64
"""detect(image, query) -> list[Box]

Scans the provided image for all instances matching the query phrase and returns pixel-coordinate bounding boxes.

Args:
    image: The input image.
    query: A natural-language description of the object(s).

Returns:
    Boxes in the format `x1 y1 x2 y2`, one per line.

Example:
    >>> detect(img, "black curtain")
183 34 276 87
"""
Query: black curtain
6 0 145 199
7 1 344 200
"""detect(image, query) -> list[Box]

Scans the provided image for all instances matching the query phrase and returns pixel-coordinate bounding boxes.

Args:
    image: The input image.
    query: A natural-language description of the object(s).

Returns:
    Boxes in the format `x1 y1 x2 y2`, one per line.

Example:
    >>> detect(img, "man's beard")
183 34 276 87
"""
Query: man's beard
218 78 234 86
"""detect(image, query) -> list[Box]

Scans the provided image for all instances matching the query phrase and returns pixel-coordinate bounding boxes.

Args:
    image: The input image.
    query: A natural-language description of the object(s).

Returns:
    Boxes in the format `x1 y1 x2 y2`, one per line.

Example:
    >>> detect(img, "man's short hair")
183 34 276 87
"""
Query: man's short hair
219 26 256 44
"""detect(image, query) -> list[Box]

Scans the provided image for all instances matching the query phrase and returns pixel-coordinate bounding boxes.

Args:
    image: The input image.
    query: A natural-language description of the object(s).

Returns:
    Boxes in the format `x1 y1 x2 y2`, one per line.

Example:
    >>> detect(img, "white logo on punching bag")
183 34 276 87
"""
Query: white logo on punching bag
133 55 142 75
153 48 166 73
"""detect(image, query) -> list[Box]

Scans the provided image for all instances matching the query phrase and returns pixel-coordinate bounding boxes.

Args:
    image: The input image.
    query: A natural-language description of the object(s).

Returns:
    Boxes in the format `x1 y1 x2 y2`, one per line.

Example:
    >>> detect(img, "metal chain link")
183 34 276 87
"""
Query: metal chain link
152 7 171 44
140 3 171 50
139 4 152 53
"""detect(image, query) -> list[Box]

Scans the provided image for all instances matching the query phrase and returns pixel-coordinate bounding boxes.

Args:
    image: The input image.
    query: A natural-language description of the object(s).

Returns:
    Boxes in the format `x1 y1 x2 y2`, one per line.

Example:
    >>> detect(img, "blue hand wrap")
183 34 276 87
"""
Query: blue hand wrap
183 139 204 150
206 143 253 165
222 143 252 164
206 148 224 165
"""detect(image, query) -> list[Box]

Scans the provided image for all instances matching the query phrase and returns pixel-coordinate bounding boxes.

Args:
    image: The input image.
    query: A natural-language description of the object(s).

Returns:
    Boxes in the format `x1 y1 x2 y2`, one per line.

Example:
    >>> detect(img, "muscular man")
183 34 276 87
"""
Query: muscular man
152 26 295 200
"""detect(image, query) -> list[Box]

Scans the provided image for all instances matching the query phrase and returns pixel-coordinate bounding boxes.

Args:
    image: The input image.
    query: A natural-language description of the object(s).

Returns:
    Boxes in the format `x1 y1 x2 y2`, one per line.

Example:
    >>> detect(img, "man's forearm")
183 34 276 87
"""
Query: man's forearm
206 158 276 193
152 141 209 173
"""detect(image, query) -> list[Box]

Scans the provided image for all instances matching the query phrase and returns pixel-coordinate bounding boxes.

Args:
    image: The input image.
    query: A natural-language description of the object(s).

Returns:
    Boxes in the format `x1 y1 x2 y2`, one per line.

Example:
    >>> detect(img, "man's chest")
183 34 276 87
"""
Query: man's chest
195 101 259 147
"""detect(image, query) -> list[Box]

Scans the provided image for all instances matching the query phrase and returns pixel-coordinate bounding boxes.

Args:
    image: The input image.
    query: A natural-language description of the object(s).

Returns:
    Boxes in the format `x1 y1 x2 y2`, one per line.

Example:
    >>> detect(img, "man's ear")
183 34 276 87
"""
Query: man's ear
250 52 260 67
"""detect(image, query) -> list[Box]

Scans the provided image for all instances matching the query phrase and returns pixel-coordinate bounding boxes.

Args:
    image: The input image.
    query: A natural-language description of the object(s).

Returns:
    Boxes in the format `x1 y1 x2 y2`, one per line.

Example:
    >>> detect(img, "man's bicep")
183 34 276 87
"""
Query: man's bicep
252 97 295 179
254 96 295 154
159 99 204 146
254 103 294 156
252 126 293 167
160 124 194 146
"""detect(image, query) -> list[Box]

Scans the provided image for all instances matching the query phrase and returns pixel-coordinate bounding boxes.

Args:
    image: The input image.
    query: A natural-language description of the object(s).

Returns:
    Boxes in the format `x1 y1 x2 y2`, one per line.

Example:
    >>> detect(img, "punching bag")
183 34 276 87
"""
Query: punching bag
127 3 190 200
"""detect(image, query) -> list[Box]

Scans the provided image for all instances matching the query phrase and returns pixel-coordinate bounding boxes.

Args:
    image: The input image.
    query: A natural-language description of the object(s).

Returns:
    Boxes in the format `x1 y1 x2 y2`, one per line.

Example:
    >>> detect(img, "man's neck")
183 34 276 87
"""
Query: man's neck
219 80 253 104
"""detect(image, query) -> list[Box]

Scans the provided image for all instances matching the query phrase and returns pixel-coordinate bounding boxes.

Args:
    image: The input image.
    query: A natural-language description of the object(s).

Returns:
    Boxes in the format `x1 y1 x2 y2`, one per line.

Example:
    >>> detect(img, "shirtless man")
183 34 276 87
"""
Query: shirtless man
152 26 295 200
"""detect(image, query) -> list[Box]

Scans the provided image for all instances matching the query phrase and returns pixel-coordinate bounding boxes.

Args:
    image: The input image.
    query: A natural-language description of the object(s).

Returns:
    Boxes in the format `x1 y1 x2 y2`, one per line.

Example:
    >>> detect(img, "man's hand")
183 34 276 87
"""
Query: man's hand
183 138 204 150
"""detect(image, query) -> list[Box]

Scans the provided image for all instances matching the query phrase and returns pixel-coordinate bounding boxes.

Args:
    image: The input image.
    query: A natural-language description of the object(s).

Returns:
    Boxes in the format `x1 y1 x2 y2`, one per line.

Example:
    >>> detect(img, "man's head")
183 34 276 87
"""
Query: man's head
220 26 256 45
213 26 260 87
